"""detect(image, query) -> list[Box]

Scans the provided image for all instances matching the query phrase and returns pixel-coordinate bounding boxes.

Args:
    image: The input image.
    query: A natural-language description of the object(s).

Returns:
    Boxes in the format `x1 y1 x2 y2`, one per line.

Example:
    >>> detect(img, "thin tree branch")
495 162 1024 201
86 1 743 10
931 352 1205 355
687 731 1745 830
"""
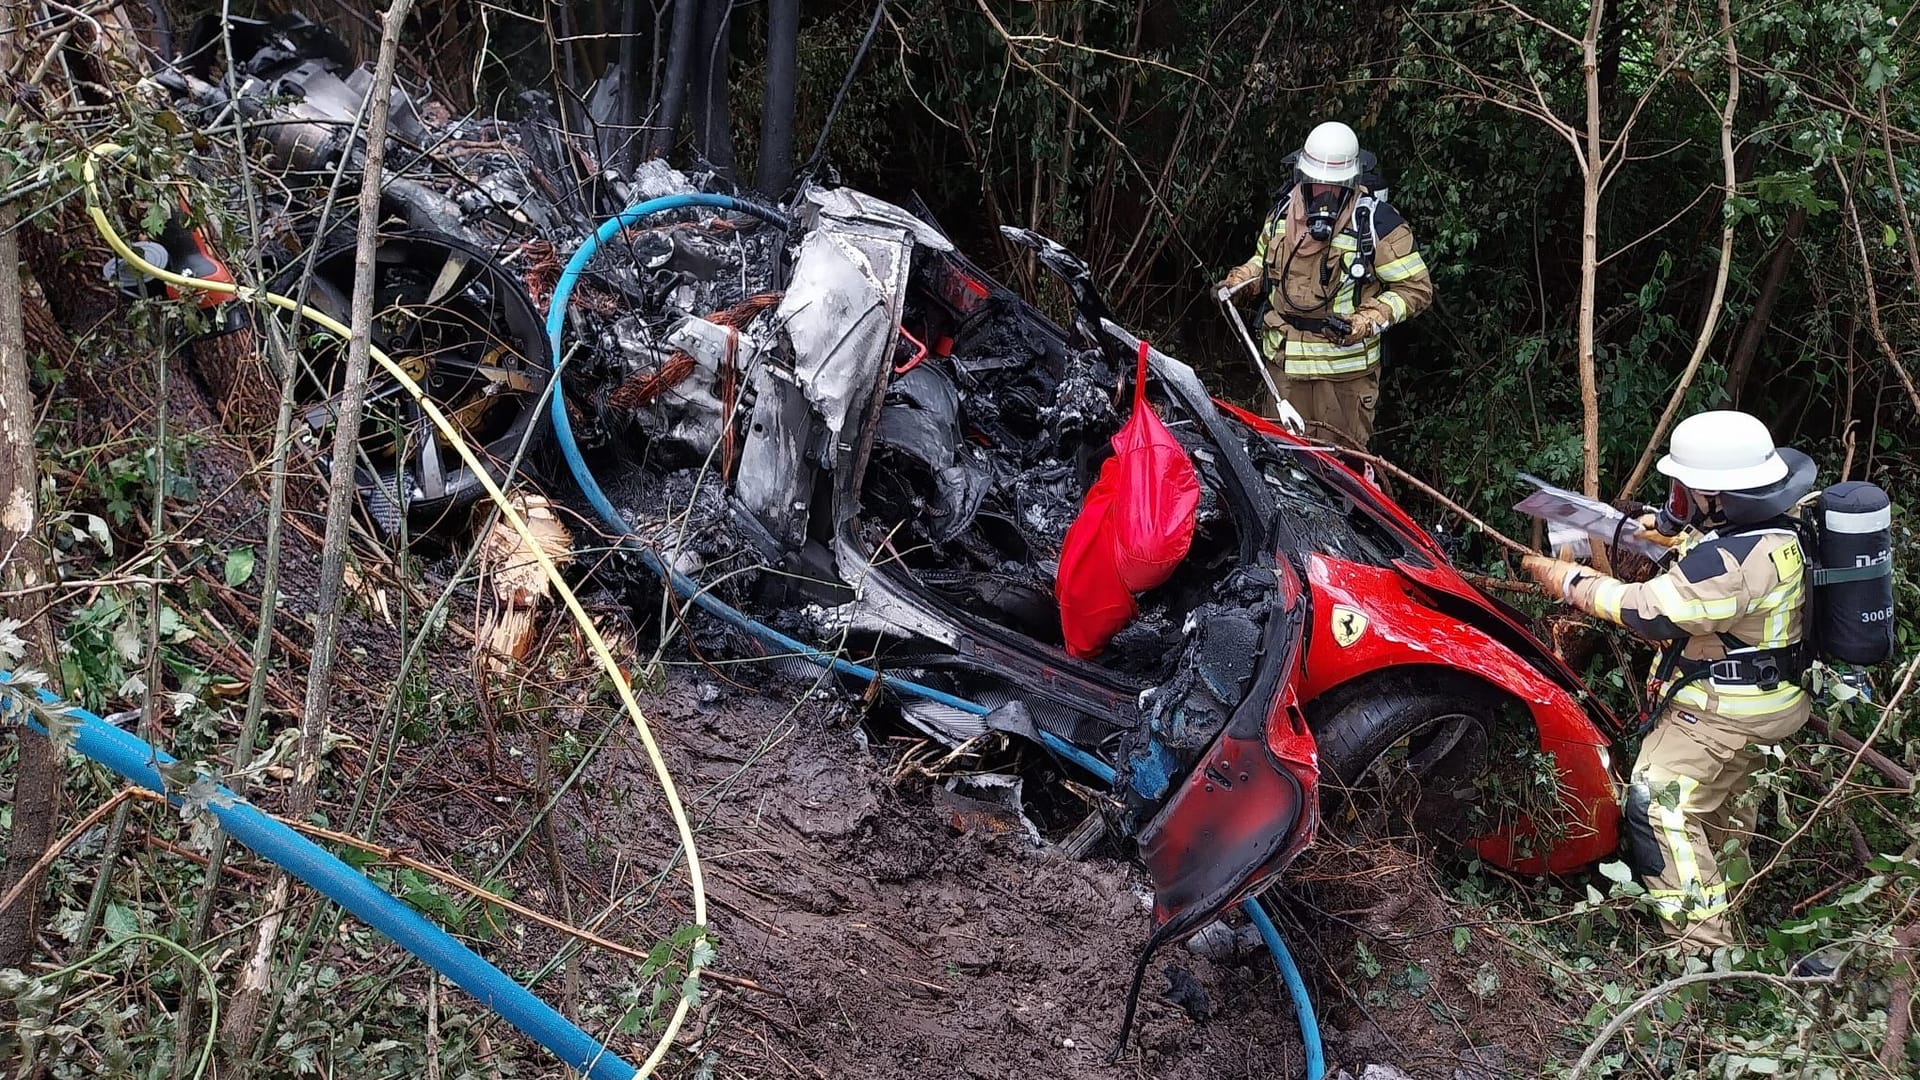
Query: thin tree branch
1616 0 1740 501
1836 157 1920 415
221 0 418 1056
971 0 1208 273
1571 967 1843 1078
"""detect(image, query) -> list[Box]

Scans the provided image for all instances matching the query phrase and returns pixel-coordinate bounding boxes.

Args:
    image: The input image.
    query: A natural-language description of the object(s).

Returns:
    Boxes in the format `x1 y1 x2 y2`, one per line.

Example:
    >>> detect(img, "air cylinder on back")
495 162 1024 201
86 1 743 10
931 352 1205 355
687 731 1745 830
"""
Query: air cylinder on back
1816 482 1895 665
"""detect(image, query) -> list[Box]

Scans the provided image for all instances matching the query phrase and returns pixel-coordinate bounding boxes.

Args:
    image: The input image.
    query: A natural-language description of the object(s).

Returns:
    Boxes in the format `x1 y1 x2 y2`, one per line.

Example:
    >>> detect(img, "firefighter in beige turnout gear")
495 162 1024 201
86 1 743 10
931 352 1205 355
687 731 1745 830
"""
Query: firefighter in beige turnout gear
1215 121 1434 450
1524 411 1814 949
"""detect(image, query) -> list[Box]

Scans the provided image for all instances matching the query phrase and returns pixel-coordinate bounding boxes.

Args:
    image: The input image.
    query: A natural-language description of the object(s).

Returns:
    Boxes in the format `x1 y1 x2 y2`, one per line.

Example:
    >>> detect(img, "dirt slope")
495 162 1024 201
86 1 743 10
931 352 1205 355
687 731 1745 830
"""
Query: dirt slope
524 675 1570 1080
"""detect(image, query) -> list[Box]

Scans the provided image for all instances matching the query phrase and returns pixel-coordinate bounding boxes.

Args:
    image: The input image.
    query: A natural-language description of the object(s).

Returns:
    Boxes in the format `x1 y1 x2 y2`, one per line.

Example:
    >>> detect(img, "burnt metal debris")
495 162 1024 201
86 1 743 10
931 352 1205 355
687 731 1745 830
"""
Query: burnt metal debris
140 11 1626 965
145 4 1370 856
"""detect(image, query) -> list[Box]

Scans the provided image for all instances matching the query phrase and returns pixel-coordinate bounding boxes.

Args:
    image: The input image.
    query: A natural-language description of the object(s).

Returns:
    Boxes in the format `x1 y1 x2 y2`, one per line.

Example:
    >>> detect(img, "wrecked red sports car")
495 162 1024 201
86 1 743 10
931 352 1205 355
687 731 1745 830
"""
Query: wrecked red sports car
542 185 1624 947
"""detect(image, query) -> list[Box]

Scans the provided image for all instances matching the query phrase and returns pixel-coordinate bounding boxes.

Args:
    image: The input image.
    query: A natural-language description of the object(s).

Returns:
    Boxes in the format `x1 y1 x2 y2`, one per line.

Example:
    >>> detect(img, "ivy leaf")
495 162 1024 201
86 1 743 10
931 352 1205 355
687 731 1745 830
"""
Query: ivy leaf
224 546 256 587
103 902 138 942
1835 875 1885 906
1598 860 1634 885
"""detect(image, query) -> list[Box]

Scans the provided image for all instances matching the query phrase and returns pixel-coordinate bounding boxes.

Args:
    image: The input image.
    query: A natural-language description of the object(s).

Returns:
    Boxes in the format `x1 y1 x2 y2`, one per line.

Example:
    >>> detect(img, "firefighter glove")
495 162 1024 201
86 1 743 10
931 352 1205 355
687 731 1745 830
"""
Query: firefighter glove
1635 511 1683 549
1215 266 1259 302
1522 555 1588 601
1340 309 1384 345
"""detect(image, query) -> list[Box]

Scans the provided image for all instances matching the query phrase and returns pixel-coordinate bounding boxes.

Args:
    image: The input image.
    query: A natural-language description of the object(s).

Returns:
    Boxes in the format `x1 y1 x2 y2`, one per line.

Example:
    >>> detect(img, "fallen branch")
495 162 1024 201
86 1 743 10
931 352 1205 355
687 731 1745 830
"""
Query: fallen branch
275 816 706 976
1337 449 1534 556
1461 570 1545 597
0 788 138 917
1570 966 1841 1079
1884 922 1920 1070
1803 714 1915 791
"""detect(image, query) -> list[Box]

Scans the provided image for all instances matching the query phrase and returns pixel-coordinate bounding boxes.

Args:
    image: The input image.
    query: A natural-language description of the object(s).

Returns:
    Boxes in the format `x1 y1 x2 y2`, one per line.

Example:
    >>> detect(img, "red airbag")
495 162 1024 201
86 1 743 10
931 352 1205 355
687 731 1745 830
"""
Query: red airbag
1057 340 1201 658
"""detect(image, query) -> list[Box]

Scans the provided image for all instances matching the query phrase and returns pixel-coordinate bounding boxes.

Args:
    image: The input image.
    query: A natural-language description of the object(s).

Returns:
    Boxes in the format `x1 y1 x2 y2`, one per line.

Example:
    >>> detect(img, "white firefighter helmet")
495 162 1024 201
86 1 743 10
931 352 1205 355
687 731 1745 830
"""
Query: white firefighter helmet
1657 410 1790 492
1296 122 1363 186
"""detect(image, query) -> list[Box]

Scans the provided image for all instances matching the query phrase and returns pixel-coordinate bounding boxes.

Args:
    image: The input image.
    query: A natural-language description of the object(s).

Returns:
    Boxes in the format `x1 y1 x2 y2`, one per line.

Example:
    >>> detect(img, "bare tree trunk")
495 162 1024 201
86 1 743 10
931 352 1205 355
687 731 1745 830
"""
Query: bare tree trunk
1577 0 1606 498
220 0 417 1057
1616 0 1740 502
0 206 65 978
651 0 701 159
618 0 645 170
689 0 734 176
755 0 798 197
1726 206 1805 404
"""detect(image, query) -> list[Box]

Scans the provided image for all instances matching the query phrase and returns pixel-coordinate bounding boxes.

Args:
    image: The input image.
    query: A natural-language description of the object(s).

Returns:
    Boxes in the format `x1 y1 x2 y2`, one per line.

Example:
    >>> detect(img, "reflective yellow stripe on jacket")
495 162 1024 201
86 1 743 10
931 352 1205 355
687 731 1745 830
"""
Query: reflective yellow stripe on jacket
1259 329 1380 376
1572 527 1809 716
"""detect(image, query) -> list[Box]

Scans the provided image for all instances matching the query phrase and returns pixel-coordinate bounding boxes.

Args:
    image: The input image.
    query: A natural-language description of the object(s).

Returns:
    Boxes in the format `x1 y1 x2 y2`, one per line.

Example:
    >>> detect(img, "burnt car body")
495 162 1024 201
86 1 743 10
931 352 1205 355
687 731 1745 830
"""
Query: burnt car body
158 14 1618 939
549 187 1623 943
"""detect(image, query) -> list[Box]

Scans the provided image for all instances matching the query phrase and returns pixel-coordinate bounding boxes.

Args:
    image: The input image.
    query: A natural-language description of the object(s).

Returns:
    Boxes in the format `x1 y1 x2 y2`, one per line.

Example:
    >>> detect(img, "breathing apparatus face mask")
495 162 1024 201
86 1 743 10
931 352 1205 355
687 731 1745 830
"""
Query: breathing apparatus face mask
1657 479 1694 534
1662 480 1729 531
1303 185 1349 242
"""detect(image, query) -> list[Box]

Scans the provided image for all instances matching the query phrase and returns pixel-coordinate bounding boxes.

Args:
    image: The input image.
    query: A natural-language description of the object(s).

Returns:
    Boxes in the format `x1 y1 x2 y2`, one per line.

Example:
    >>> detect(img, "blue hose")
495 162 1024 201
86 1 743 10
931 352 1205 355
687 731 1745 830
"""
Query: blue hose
1244 896 1326 1080
0 673 639 1080
544 198 1322 1066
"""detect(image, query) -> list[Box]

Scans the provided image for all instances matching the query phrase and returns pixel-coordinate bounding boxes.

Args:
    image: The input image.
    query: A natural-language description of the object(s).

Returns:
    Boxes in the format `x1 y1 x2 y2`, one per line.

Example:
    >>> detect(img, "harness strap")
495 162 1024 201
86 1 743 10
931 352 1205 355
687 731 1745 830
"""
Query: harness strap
1672 642 1811 692
1639 644 1697 735
1277 312 1354 338
1810 563 1891 585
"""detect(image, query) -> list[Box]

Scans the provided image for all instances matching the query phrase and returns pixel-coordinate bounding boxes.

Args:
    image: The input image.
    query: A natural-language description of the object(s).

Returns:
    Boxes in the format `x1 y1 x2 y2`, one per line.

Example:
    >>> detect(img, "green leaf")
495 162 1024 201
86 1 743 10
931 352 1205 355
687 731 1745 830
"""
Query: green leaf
1451 926 1470 955
689 940 717 970
1835 875 1885 906
224 546 256 587
104 902 138 942
1598 860 1634 885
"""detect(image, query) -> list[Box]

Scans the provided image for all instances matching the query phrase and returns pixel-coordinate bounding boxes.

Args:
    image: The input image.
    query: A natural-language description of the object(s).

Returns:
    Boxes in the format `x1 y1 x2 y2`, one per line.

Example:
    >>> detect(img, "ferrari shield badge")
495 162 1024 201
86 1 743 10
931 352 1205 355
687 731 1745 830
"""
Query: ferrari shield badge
1331 605 1368 648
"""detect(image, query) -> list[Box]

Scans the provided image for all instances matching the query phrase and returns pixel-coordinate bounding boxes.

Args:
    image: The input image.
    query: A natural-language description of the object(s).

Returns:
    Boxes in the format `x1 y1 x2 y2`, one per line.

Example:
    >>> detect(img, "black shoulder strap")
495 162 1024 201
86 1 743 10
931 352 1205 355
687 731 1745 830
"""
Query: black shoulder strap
1350 197 1376 280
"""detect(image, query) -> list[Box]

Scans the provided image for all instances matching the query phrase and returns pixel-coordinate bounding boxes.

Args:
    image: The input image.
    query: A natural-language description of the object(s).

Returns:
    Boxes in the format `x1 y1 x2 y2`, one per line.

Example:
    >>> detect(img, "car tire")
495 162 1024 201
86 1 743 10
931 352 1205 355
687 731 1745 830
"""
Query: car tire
1310 673 1502 842
276 230 552 537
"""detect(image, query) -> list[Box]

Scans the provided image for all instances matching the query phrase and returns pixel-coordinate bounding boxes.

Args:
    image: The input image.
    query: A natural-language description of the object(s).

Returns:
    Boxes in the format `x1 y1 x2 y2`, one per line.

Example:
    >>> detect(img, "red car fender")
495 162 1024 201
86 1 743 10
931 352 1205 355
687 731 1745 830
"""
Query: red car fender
1304 554 1619 873
1137 553 1319 937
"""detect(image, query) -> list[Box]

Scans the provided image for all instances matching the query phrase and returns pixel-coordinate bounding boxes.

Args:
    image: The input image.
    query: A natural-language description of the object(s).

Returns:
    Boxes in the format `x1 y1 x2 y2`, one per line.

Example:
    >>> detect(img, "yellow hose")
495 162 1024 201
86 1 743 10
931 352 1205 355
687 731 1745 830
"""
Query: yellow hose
82 144 705 1076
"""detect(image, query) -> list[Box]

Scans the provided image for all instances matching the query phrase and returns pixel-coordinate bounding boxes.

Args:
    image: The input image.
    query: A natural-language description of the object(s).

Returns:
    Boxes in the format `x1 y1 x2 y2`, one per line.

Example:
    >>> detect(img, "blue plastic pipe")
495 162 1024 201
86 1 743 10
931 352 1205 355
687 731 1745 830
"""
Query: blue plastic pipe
1244 896 1326 1080
0 674 639 1080
544 199 1322 1067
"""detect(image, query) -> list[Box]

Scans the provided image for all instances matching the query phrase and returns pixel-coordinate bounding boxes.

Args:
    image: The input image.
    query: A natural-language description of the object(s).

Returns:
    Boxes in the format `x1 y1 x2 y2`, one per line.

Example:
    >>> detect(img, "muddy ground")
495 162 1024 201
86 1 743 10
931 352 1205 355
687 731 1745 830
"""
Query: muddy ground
478 668 1580 1080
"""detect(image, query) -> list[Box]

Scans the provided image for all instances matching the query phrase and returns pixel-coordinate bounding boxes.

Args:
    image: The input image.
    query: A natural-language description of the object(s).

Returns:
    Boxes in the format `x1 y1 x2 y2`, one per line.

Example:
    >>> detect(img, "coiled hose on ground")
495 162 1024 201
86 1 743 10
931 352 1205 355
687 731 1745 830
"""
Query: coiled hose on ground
547 194 1323 1079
